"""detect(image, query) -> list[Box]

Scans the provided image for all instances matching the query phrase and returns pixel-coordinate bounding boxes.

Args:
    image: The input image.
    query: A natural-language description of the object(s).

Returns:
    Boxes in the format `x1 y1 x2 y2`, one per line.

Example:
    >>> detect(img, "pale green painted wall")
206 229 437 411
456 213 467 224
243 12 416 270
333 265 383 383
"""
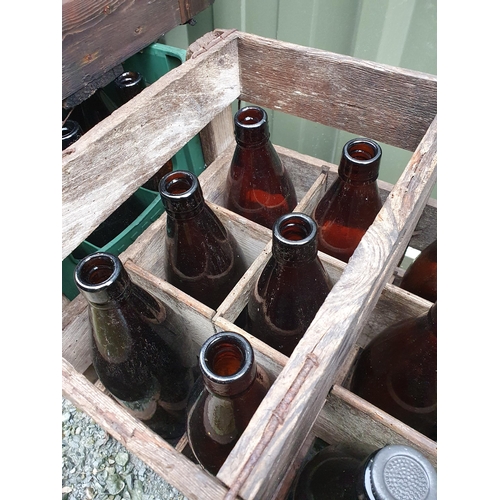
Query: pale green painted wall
161 0 437 198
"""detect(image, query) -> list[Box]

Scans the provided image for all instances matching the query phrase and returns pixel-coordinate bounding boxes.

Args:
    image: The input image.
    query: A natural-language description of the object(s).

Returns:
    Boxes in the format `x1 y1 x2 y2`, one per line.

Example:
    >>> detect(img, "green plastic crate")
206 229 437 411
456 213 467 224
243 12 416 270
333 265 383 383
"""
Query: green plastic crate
62 43 206 301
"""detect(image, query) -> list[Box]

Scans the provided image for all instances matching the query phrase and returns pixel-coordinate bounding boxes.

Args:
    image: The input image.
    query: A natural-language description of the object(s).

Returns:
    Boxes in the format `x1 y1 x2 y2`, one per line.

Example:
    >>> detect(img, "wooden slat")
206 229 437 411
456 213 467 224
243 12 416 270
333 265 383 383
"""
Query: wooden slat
62 0 214 100
216 117 437 500
232 30 437 152
62 32 240 260
62 357 228 499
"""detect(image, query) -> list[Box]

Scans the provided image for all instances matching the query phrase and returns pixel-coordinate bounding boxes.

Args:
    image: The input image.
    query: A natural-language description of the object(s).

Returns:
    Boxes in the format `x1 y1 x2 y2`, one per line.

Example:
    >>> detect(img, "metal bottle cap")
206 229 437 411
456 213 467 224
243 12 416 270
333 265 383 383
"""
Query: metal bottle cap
366 445 437 500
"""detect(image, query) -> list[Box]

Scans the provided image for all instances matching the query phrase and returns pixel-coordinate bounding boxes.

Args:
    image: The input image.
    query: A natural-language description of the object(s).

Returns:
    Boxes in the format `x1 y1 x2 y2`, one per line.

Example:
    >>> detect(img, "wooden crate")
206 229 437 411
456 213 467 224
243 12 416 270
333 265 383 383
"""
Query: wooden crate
62 30 437 500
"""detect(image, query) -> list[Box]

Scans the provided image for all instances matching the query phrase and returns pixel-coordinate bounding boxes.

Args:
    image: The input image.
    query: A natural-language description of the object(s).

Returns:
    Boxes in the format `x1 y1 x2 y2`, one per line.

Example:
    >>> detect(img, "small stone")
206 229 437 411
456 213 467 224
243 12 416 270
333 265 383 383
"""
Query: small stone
86 486 96 499
115 452 129 467
62 486 73 494
106 474 125 495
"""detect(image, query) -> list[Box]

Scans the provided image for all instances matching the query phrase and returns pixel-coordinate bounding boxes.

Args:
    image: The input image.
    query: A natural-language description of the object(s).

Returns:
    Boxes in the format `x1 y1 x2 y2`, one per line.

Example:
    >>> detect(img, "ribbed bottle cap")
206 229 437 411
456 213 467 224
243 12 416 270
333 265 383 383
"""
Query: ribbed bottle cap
200 332 256 397
159 170 204 216
234 106 270 145
74 252 130 304
366 445 437 500
272 213 318 263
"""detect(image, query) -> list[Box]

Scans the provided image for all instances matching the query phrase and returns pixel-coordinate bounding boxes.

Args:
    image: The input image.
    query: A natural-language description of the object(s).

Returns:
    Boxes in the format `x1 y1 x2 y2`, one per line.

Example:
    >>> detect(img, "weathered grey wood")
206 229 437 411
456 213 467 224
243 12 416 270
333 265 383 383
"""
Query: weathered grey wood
216 117 437 500
62 0 214 100
62 33 240 260
62 358 229 500
316 386 437 468
230 30 437 152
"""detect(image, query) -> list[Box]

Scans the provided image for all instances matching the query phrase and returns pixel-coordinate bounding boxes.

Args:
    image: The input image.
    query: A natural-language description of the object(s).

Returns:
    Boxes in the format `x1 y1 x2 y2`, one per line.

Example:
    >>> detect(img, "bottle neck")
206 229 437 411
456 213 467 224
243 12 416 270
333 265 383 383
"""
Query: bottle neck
159 170 205 219
200 332 257 397
338 138 381 184
74 252 132 305
272 213 319 264
234 106 271 148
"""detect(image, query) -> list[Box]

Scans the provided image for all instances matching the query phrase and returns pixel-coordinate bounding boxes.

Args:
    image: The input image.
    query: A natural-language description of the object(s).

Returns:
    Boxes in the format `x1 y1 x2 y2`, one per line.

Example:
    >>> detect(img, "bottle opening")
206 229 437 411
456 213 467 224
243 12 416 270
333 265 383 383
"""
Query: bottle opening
236 106 266 127
78 254 116 286
345 139 381 163
160 171 196 197
207 342 245 377
115 71 142 88
278 216 312 242
62 120 80 139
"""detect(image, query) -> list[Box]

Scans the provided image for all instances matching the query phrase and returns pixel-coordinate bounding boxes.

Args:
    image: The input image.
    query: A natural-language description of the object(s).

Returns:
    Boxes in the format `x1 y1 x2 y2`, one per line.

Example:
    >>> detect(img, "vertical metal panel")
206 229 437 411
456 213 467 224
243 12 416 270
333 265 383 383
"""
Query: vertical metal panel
162 0 437 197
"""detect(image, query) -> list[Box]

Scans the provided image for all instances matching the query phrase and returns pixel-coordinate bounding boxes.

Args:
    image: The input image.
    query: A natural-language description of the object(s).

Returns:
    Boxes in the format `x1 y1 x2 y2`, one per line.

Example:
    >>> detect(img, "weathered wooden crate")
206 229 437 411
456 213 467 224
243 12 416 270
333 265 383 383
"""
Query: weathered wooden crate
62 29 437 500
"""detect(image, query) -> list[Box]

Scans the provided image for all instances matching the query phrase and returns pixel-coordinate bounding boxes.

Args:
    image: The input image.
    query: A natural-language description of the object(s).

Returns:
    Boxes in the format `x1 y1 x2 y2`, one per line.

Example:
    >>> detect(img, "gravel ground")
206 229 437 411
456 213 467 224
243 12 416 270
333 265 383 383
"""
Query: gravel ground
62 397 189 500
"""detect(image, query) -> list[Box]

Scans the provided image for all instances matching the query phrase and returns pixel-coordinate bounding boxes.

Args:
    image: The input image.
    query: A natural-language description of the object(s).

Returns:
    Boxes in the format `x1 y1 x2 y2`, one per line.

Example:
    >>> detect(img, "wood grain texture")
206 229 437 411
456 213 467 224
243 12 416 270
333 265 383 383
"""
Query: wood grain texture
62 35 240 260
62 0 214 100
216 117 437 500
62 358 229 499
231 30 436 152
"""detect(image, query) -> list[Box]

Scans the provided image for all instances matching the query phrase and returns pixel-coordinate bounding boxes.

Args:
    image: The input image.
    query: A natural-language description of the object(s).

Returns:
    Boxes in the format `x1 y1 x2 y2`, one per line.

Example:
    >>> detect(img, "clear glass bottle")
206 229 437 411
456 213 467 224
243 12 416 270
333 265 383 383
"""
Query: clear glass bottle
186 331 272 475
349 303 437 440
159 170 246 310
74 252 196 442
247 212 333 357
225 105 297 229
399 240 437 303
313 138 383 263
291 441 437 500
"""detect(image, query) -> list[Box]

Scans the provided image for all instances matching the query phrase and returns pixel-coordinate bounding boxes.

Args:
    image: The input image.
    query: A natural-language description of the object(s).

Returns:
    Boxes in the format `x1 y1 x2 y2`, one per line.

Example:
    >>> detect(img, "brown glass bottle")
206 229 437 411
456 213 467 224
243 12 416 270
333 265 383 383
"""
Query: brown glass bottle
62 119 83 150
74 252 196 442
313 138 383 263
225 105 297 229
159 170 246 310
349 303 437 440
186 332 272 474
291 442 437 500
71 90 112 133
399 240 437 302
247 213 333 357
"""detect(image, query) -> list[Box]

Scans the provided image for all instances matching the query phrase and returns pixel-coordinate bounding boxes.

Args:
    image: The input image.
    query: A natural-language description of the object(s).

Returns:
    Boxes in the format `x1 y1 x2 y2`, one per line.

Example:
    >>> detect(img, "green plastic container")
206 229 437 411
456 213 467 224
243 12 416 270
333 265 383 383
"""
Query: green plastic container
62 43 206 301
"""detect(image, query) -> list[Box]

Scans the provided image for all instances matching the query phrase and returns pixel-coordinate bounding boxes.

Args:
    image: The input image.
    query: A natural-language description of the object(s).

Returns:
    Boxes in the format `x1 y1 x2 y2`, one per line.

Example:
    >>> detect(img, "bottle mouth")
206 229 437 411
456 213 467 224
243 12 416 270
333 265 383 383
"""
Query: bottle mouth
114 71 143 89
159 170 198 198
74 252 128 304
235 106 267 128
274 213 317 246
200 332 255 396
75 252 120 290
344 138 382 164
62 120 81 140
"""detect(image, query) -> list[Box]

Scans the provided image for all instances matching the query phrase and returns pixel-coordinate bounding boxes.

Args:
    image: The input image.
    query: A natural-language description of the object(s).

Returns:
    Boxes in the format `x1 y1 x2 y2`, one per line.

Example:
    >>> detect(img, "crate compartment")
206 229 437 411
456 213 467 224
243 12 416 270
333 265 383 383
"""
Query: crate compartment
62 30 437 500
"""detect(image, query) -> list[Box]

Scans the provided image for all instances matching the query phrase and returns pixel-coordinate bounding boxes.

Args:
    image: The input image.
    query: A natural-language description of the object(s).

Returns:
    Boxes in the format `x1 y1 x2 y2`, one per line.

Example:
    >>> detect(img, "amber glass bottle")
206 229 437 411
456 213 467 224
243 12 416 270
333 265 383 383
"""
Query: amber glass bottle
399 240 437 302
62 119 83 150
291 442 437 500
73 90 112 133
159 170 246 310
225 105 297 229
349 303 437 440
187 332 272 474
247 213 333 357
313 138 383 263
74 252 195 442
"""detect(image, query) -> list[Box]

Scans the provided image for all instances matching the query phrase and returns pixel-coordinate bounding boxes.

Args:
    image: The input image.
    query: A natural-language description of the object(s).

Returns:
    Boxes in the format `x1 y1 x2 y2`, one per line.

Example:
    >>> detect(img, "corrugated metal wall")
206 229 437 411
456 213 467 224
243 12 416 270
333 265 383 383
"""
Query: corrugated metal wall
161 0 437 198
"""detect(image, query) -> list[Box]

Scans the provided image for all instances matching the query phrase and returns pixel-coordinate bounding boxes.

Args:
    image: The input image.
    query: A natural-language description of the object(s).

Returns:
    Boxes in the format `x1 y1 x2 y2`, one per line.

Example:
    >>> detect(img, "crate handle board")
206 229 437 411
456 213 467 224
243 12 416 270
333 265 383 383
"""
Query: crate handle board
216 117 437 500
